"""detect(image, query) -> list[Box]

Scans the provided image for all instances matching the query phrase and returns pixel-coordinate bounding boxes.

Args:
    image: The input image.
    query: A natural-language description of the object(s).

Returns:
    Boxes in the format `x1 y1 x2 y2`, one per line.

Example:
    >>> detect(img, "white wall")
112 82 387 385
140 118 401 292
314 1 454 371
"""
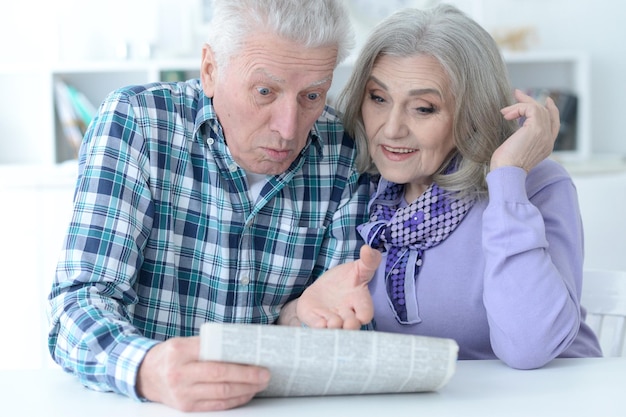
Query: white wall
572 170 626 271
0 165 76 370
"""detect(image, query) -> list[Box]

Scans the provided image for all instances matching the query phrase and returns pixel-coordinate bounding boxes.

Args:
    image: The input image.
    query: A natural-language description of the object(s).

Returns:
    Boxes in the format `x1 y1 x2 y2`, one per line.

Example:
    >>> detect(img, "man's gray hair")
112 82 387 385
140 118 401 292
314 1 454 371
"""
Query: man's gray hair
206 0 355 71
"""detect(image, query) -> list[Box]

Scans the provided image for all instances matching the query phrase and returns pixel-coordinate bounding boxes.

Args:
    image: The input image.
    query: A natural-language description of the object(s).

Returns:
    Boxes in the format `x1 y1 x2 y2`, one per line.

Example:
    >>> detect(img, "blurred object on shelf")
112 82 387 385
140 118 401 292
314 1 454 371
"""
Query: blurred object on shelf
54 79 97 157
492 26 538 51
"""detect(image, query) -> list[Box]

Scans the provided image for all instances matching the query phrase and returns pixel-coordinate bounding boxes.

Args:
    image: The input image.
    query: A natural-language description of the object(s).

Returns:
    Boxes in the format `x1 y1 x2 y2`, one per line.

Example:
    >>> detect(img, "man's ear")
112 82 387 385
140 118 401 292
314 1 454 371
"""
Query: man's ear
200 44 218 98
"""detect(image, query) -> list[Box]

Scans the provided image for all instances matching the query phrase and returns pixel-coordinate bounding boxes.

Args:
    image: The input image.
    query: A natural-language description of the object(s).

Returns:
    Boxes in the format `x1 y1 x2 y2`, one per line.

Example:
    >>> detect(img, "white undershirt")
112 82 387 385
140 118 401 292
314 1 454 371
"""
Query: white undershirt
245 171 268 202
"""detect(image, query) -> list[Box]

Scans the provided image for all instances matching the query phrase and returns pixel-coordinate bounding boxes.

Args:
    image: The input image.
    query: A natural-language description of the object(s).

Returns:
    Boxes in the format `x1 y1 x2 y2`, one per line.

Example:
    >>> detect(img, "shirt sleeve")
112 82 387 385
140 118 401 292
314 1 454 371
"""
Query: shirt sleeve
481 162 584 369
48 90 158 400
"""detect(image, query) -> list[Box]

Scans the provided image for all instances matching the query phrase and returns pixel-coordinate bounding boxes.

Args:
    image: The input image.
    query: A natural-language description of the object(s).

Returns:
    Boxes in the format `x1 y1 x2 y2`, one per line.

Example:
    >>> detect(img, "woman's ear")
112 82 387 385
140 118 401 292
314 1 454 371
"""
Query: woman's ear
200 44 218 98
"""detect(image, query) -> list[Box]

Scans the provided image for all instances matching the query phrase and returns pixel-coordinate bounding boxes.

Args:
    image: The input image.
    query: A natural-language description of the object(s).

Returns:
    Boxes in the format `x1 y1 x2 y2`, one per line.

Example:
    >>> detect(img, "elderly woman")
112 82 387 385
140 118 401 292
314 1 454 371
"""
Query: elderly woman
291 4 602 369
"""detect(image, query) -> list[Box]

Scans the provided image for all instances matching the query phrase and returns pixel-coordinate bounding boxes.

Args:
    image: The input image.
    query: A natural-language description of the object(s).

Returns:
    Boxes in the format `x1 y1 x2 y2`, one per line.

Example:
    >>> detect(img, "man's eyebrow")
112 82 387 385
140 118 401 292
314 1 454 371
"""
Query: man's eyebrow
257 69 284 83
310 76 333 87
255 69 332 88
368 75 442 98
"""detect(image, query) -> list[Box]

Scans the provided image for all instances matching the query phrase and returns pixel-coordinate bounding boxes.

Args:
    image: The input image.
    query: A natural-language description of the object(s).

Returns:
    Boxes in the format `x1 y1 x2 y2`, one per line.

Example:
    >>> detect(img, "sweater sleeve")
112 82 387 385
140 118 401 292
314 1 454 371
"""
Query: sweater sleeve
482 160 584 369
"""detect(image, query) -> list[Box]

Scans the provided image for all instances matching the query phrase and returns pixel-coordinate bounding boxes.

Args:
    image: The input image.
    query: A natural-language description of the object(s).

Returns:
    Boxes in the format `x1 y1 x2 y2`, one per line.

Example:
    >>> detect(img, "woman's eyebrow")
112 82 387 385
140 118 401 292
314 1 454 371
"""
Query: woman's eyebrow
368 75 442 98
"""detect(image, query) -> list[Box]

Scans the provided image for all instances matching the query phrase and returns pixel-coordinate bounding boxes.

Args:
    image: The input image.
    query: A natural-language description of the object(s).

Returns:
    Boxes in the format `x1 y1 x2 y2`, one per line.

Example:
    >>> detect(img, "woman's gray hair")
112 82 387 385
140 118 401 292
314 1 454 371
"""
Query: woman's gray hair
205 0 355 72
337 4 518 198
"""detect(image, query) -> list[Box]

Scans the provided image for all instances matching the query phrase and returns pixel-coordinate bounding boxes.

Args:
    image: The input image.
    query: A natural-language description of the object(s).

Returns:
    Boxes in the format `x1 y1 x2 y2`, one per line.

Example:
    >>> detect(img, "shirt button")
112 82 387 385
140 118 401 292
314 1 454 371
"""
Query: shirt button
229 163 238 172
206 137 214 145
239 274 250 286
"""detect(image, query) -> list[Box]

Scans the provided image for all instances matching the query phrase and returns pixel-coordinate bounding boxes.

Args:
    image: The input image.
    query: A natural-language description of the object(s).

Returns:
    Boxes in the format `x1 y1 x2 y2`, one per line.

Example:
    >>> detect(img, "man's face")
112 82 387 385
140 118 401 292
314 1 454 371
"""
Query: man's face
201 33 338 175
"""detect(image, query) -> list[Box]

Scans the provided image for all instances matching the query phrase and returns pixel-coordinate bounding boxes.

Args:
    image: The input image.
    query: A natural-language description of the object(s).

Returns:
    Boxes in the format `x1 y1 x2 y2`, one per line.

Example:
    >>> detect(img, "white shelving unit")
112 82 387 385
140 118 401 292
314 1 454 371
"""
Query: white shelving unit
0 58 201 165
0 50 589 165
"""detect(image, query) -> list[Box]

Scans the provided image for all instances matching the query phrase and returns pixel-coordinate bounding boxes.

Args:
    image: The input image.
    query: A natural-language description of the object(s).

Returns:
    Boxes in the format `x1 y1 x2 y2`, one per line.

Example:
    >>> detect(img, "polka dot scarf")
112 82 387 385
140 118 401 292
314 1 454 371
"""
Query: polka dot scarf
358 179 474 324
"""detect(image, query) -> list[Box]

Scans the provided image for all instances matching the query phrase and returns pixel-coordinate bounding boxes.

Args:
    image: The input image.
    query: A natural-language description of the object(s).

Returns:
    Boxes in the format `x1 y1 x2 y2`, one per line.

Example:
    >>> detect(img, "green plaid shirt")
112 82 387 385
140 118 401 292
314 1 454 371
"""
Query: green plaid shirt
48 79 369 400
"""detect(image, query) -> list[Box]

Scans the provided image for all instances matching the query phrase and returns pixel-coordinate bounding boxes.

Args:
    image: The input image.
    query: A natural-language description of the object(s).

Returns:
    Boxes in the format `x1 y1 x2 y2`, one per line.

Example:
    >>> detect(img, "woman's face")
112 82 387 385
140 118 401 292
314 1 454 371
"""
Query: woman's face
361 54 456 202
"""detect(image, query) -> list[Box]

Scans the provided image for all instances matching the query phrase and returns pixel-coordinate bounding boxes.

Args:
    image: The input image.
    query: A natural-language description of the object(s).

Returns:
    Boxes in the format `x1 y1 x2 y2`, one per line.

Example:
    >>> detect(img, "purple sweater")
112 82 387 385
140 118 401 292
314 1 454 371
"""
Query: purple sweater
367 159 602 369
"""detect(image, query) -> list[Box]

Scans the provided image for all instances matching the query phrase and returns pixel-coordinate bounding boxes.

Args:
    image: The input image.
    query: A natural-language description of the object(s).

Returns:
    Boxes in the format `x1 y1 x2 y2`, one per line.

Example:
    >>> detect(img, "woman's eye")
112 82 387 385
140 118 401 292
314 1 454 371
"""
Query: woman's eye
257 87 271 96
369 93 385 103
416 106 435 114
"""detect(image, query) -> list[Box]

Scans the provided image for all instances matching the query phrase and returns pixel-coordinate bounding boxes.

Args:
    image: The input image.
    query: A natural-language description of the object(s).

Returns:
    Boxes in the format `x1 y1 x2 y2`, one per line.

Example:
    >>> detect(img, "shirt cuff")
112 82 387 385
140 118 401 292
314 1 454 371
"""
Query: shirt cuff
106 335 161 401
486 166 529 204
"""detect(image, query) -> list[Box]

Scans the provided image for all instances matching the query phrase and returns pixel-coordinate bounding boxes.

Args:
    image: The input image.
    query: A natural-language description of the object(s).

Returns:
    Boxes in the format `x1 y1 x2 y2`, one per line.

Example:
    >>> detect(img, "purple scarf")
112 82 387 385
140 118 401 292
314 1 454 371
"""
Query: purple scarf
358 179 474 324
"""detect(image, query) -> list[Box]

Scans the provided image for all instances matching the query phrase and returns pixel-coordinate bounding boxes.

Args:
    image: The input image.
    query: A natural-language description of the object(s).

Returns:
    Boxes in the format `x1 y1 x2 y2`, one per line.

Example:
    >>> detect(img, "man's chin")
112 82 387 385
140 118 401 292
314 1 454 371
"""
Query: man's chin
246 162 294 176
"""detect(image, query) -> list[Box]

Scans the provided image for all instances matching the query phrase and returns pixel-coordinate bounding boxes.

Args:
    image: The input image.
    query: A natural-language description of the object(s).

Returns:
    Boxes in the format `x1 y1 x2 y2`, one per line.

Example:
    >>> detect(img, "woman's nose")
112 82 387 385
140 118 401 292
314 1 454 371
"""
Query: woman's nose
383 106 409 139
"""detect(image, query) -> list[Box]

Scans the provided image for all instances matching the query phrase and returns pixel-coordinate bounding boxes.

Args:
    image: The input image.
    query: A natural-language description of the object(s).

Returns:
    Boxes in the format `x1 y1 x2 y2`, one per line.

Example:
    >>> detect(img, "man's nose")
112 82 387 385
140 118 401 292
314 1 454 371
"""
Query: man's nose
270 98 299 140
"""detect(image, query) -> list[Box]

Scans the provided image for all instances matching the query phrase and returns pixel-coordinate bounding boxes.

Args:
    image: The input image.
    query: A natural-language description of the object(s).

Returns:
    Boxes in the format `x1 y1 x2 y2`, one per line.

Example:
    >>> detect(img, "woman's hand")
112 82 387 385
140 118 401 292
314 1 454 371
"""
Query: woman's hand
492 89 561 172
279 245 382 330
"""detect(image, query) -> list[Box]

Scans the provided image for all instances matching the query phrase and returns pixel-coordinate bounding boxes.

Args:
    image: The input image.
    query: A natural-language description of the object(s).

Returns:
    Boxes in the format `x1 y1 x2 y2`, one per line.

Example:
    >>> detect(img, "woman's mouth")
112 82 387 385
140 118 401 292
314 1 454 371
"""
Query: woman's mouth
382 145 417 154
381 145 418 160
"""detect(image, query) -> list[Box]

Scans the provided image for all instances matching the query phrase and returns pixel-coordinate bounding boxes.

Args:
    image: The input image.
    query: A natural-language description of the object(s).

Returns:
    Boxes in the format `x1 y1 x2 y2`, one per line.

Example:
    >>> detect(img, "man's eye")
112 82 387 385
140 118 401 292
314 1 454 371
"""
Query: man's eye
257 87 271 95
307 92 321 101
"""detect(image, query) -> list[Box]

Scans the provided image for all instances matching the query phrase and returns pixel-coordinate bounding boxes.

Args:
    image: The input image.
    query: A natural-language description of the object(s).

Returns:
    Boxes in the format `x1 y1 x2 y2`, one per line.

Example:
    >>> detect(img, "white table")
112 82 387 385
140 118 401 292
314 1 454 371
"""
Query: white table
1 358 623 416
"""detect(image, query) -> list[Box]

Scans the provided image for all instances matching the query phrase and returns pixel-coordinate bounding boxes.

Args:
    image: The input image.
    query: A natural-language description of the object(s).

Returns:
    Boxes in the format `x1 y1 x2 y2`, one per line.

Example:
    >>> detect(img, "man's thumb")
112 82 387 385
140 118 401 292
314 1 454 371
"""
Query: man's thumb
356 245 382 283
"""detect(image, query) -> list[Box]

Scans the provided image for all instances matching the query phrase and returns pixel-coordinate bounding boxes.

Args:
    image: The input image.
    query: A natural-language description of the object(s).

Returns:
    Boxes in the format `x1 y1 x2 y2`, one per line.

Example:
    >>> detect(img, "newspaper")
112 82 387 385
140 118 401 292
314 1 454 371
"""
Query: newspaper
199 322 458 397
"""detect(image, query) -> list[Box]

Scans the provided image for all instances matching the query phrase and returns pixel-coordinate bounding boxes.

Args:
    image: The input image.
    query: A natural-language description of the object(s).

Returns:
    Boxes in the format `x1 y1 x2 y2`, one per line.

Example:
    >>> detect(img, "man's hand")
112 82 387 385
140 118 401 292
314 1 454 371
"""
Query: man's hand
293 245 382 330
493 89 561 172
136 336 270 412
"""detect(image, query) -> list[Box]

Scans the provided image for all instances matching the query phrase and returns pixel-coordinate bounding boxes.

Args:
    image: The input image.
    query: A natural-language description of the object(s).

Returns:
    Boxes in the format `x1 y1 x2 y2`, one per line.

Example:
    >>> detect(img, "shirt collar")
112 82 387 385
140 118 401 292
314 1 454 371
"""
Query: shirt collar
195 92 223 141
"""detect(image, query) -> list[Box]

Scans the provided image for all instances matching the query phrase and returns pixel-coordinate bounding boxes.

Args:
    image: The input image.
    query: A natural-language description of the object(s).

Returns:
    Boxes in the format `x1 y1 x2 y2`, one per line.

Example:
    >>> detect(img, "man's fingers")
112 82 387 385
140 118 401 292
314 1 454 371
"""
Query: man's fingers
294 246 378 330
356 245 382 283
317 307 361 330
360 245 382 269
176 385 259 412
193 361 271 385
188 380 264 404
138 337 270 412
318 311 344 329
304 313 330 328
351 294 374 325
341 315 363 330
191 393 257 413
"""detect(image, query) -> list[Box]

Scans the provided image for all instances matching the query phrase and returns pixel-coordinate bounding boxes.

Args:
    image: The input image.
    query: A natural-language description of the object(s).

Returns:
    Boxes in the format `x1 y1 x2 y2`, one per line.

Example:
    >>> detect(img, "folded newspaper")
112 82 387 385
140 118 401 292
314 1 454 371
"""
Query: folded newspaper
199 322 458 397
